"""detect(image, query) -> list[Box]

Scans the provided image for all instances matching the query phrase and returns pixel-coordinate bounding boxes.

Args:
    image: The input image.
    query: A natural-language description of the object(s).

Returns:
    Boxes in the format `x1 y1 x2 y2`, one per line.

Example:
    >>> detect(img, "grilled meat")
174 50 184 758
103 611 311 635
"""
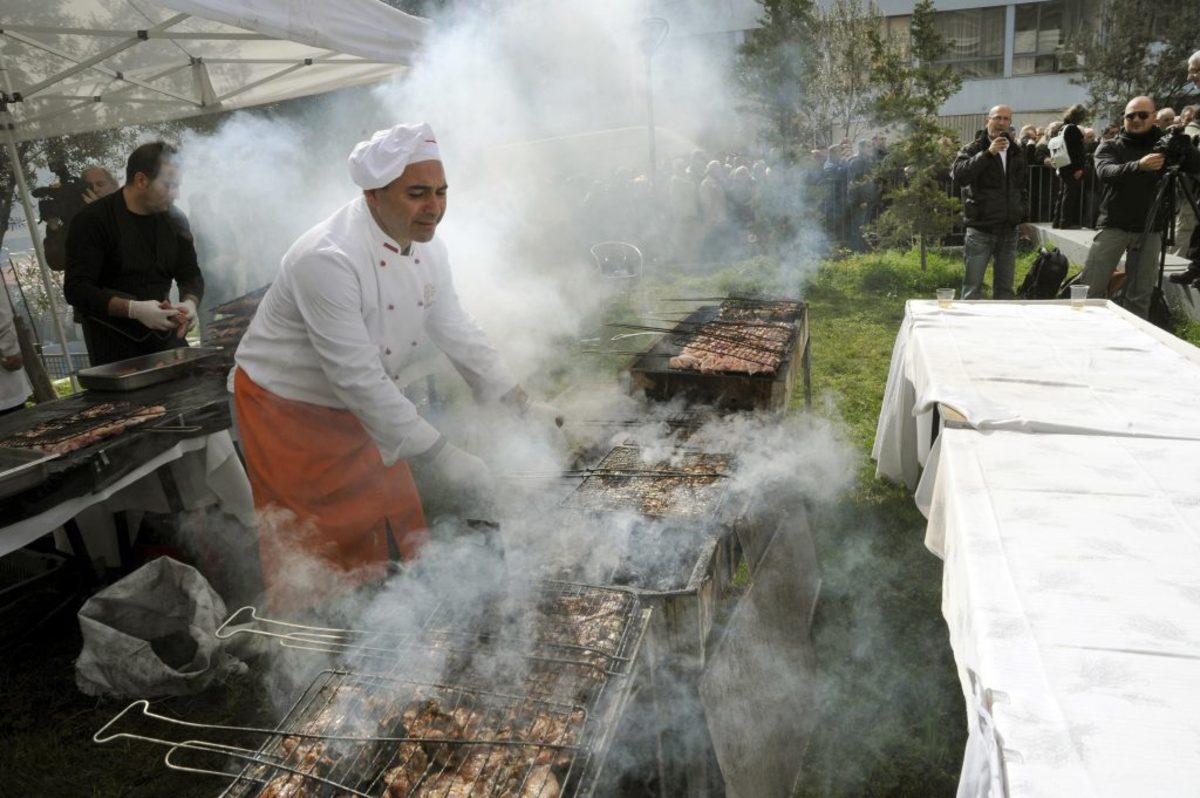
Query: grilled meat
668 318 792 375
1 402 167 455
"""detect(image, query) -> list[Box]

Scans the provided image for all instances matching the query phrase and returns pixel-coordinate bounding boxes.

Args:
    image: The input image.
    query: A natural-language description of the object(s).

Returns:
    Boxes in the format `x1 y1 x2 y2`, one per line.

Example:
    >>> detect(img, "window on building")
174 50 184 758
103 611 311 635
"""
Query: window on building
883 14 911 60
933 7 1006 79
1013 0 1085 75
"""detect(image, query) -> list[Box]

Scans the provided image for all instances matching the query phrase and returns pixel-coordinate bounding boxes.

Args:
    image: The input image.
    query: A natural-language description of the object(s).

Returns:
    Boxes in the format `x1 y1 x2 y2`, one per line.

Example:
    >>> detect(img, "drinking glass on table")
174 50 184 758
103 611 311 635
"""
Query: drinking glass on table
936 288 954 308
1070 284 1088 310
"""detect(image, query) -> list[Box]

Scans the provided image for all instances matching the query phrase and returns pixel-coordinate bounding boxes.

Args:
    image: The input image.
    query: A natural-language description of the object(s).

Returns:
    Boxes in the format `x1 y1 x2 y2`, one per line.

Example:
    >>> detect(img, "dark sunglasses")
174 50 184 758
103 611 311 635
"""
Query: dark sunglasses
1124 111 1151 120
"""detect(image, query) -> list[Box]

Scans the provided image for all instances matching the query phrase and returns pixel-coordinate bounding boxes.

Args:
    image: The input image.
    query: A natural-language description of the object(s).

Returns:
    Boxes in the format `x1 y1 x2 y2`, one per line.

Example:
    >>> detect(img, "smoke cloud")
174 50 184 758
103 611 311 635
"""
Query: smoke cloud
163 0 856 788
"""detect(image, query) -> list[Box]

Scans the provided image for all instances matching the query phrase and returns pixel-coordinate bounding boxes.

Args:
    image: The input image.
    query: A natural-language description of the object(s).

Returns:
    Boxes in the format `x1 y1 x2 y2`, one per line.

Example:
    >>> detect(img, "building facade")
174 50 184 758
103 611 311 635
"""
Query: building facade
652 0 1098 142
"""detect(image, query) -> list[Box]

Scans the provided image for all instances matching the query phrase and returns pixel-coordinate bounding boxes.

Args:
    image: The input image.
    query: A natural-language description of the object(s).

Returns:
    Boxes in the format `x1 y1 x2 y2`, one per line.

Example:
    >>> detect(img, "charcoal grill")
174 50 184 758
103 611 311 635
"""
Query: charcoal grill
0 400 167 455
557 444 753 668
627 298 810 412
97 581 651 798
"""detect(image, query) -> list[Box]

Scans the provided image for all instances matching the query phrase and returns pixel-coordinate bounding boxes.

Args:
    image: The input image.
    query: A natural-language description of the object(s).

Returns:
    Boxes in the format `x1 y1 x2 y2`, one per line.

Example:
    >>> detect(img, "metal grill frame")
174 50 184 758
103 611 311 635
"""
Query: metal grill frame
171 581 652 797
211 670 590 798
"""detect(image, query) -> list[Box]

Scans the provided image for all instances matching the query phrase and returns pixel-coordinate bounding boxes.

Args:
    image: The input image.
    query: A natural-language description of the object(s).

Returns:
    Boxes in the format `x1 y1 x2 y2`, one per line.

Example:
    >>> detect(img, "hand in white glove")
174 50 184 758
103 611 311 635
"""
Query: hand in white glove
127 299 179 331
429 441 495 500
174 298 198 338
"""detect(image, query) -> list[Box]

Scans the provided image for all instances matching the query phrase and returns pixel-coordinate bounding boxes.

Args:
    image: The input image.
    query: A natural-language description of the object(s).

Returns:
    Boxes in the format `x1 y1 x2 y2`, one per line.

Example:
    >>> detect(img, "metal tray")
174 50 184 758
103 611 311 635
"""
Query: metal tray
0 447 59 499
77 347 223 392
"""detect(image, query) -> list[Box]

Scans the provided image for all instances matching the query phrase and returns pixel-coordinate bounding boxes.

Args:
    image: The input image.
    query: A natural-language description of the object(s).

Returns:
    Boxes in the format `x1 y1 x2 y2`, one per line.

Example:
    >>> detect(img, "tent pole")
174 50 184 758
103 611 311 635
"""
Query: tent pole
0 58 78 393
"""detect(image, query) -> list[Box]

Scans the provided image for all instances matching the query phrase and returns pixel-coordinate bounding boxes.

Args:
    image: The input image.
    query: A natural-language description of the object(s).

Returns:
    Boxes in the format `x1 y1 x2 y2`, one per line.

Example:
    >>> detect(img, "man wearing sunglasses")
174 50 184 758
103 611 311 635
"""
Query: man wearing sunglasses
1077 96 1200 319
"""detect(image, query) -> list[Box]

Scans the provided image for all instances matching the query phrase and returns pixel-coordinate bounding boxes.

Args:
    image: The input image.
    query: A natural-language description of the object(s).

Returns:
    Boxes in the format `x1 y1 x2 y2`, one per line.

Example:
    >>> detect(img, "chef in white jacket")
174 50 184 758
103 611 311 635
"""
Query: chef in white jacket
233 122 559 611
0 289 32 416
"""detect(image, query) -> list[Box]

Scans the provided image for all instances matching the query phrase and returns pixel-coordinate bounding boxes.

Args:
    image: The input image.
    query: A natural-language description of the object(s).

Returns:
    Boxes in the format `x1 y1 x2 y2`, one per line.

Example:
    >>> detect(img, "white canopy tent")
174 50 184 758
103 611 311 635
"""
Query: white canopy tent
0 0 429 381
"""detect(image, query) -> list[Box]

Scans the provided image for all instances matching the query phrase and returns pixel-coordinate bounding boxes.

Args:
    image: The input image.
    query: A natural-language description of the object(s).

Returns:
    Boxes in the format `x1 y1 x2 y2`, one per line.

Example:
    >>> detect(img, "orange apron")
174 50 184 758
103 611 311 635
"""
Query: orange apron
233 367 427 612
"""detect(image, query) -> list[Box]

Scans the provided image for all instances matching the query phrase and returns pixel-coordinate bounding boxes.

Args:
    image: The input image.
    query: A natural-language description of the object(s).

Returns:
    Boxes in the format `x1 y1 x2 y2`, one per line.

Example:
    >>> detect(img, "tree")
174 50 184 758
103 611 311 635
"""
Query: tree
1066 0 1200 124
809 0 888 150
737 0 821 161
867 0 962 270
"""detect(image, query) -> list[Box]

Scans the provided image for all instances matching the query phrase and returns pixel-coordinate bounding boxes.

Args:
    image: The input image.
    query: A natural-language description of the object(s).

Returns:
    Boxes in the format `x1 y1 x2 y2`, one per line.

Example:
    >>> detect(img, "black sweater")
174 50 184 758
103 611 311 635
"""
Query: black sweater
64 190 204 327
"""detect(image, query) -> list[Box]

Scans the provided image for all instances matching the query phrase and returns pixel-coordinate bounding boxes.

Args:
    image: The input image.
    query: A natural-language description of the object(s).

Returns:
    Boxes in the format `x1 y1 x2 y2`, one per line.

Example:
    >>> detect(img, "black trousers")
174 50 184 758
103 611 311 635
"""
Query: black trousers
81 318 188 367
1056 173 1083 228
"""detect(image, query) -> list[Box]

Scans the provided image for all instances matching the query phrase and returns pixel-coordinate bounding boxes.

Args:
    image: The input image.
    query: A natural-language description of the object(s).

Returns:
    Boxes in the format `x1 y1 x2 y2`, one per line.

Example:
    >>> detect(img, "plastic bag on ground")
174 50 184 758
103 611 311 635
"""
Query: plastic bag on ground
75 556 246 697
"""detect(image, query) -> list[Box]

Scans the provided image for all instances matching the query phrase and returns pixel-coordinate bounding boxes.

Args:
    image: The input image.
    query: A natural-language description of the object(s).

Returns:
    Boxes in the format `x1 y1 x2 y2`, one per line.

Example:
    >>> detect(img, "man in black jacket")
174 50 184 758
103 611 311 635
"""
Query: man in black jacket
1168 50 1200 286
1077 96 1200 319
65 142 204 365
951 104 1028 300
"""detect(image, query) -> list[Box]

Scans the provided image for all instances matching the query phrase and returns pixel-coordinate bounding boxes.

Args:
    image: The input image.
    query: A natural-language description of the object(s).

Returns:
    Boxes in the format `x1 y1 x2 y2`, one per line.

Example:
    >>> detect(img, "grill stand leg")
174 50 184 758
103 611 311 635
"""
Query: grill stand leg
62 518 100 582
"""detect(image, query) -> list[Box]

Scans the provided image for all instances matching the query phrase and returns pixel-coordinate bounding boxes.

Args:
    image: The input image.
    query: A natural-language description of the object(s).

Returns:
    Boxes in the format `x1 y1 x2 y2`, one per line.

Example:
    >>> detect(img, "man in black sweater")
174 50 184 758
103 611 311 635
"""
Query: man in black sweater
65 142 204 365
1077 96 1200 319
951 104 1028 300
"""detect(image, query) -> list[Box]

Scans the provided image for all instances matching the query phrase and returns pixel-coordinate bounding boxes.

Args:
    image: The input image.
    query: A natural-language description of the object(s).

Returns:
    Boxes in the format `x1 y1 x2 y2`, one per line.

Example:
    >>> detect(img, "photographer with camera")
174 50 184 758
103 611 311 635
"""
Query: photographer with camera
951 104 1029 300
81 165 118 204
32 163 118 272
64 142 204 366
1075 96 1200 319
1168 51 1200 286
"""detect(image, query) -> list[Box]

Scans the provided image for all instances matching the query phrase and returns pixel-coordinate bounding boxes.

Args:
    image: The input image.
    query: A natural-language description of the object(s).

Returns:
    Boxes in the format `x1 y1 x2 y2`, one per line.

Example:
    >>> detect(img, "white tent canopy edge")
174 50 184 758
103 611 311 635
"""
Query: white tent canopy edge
0 0 429 383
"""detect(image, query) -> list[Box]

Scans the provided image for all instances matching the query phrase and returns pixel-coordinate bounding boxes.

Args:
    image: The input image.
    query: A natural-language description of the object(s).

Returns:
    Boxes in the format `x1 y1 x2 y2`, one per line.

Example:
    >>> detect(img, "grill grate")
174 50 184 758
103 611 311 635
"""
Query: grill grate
0 401 166 454
214 671 586 798
561 445 732 519
97 582 646 797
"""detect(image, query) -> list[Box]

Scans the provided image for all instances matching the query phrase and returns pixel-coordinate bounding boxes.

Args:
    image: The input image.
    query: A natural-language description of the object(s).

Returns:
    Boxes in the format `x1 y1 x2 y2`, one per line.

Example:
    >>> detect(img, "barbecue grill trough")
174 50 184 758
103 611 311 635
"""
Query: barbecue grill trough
627 298 810 412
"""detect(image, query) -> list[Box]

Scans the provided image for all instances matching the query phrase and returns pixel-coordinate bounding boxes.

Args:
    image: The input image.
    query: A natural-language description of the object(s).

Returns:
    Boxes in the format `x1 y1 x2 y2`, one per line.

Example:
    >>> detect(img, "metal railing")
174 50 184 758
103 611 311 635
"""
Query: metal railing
818 163 1102 247
41 351 90 380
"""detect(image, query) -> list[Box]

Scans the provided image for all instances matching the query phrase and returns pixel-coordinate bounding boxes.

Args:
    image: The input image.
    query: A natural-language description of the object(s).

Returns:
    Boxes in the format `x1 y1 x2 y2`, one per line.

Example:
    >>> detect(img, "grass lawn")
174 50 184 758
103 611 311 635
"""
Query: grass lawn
793 249 972 797
6 245 1199 797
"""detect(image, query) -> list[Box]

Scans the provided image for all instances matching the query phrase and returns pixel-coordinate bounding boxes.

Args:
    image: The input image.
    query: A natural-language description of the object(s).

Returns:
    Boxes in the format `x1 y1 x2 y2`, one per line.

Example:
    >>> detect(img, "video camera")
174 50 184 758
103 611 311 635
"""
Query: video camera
1152 128 1196 168
30 161 86 227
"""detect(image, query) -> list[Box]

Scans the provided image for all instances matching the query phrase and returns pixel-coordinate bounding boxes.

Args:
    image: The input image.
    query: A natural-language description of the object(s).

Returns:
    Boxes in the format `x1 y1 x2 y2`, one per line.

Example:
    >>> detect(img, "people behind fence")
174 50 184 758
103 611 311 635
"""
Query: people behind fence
1077 96 1200 319
1168 50 1200 287
1054 104 1090 230
951 104 1029 301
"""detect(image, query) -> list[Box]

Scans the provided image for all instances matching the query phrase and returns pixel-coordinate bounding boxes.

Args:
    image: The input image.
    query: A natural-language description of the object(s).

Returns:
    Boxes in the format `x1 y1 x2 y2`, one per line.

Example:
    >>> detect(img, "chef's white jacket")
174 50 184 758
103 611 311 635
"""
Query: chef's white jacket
235 196 516 466
0 293 32 412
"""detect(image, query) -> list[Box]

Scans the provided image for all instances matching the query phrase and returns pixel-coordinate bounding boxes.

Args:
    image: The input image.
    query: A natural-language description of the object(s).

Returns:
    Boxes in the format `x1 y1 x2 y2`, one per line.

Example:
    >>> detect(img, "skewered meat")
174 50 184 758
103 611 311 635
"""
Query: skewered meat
668 318 792 375
0 402 167 455
717 298 803 323
381 742 430 797
512 765 560 798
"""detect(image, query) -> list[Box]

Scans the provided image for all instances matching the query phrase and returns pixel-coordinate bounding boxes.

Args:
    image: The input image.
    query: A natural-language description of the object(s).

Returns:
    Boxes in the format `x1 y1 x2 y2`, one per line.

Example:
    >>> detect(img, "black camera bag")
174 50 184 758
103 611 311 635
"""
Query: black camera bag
1018 246 1069 299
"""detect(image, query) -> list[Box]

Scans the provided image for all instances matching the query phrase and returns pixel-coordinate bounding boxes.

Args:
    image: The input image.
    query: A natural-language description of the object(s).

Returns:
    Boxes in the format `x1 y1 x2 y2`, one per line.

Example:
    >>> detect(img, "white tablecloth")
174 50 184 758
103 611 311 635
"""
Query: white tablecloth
919 427 1200 797
873 299 1200 488
1 430 255 565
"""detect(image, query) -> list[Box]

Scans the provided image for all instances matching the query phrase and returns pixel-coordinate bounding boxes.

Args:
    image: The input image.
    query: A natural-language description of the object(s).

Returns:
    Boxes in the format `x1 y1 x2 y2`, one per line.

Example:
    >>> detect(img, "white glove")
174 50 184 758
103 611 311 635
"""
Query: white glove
174 298 197 337
429 441 495 500
176 298 197 326
127 299 179 331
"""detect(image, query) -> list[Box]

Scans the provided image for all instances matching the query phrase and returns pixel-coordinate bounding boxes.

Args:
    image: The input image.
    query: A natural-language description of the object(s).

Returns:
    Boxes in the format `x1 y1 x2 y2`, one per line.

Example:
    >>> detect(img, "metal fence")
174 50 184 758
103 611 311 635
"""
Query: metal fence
821 163 1100 248
41 351 90 380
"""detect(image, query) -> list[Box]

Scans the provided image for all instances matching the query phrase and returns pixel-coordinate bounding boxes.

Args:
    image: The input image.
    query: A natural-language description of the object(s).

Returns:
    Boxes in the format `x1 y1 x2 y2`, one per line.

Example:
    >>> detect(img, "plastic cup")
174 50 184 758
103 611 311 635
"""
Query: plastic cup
1070 284 1088 310
936 288 954 308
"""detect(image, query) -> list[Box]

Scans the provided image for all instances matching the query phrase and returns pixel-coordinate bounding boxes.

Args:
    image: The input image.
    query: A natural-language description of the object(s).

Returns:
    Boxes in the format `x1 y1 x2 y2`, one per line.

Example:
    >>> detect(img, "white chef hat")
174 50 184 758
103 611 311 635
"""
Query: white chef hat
347 122 441 189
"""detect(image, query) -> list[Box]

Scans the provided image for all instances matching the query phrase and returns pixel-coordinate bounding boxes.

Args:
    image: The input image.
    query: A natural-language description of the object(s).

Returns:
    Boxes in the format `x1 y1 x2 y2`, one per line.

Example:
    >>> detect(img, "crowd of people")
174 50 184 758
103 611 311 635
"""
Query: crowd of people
950 49 1200 321
559 150 781 268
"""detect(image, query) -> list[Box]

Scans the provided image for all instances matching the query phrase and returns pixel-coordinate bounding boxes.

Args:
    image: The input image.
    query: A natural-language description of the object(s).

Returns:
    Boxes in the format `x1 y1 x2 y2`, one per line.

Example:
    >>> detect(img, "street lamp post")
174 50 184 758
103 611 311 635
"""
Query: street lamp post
638 17 669 195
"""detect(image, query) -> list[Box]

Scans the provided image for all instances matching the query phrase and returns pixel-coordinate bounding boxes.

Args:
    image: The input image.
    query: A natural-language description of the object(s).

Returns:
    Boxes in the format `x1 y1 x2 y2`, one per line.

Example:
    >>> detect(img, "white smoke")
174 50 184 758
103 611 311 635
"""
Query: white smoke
164 0 854 786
